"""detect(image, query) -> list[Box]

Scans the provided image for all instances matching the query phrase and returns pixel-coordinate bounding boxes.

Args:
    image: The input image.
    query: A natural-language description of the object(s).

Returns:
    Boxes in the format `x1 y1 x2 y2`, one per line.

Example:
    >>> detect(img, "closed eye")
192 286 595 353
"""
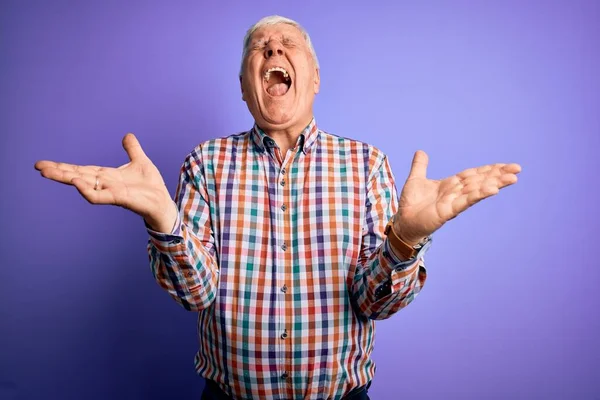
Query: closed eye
251 39 267 51
282 37 296 47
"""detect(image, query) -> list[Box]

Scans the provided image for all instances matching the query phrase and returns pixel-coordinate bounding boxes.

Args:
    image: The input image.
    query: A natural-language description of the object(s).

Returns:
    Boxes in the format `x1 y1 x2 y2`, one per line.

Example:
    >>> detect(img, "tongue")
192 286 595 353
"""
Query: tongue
267 83 289 96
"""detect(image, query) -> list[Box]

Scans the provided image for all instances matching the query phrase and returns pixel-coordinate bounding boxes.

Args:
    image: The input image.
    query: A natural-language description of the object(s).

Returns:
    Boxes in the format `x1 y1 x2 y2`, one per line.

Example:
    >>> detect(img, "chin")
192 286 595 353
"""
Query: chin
260 110 295 127
255 100 298 127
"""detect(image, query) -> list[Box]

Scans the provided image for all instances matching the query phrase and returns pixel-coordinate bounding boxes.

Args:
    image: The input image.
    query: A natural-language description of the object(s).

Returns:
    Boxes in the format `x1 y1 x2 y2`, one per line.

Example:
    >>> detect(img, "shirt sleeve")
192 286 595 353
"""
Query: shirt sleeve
350 153 431 320
146 150 219 312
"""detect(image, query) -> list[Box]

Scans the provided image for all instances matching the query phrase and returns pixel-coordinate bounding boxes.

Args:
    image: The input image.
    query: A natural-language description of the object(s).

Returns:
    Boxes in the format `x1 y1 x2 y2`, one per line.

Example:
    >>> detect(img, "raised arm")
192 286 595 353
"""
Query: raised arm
351 150 521 320
34 133 178 232
35 134 219 310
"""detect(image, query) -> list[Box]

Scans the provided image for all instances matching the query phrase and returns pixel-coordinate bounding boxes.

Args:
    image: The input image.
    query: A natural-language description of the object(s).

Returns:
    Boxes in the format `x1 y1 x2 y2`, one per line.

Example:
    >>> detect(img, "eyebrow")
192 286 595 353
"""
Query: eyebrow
252 35 297 46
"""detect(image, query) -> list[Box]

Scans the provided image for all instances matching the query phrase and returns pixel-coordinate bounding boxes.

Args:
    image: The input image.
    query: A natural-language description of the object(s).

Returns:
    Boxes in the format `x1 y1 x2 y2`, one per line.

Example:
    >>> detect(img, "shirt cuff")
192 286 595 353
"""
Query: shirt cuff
145 213 185 247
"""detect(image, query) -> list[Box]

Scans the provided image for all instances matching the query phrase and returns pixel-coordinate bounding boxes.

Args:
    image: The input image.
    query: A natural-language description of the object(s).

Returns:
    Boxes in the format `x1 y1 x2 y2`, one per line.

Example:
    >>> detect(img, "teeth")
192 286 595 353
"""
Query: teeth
264 67 290 82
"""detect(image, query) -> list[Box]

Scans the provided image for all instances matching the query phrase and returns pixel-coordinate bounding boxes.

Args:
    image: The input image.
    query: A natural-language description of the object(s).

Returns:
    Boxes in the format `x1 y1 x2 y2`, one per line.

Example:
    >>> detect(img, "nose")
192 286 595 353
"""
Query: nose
264 41 284 58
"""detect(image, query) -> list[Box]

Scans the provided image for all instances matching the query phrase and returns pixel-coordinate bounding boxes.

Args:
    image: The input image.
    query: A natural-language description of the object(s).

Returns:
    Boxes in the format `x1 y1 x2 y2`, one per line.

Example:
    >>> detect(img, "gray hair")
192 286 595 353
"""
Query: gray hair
239 15 320 76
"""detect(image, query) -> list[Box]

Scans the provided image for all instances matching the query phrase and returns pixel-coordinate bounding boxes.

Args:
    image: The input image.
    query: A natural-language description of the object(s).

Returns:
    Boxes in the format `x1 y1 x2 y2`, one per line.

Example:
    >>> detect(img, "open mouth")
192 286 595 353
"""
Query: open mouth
263 67 292 96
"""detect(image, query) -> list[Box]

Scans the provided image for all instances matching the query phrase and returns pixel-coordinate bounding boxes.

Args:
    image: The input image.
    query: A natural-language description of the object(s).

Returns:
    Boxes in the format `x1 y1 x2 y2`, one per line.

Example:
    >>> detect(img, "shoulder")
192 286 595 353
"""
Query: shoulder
198 131 251 157
318 129 388 169
182 130 252 166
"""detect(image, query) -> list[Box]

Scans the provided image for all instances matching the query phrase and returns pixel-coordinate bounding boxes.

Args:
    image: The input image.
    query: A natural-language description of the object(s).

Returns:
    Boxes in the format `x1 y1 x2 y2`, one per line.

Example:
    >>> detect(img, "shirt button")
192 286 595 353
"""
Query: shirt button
281 243 287 251
281 372 289 379
281 329 288 339
281 168 286 174
281 284 288 293
280 179 285 186
281 204 287 212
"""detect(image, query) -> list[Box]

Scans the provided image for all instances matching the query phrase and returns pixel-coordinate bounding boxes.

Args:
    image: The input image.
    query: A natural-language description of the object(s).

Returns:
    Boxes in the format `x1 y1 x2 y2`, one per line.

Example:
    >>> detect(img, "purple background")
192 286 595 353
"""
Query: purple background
2 0 599 399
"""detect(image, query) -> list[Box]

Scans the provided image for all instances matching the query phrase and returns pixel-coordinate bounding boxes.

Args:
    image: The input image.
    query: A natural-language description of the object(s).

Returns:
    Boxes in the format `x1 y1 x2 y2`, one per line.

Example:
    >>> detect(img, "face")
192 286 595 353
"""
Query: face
240 23 320 133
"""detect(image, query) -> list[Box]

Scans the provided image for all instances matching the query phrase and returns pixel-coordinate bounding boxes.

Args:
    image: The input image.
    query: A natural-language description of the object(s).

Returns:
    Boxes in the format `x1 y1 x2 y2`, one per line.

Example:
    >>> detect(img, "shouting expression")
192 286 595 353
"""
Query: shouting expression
241 23 320 133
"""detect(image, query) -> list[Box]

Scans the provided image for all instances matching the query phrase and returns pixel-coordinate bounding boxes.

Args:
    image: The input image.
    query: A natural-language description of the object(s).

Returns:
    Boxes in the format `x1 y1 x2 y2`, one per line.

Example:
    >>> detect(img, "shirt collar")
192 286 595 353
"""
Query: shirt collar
251 118 319 155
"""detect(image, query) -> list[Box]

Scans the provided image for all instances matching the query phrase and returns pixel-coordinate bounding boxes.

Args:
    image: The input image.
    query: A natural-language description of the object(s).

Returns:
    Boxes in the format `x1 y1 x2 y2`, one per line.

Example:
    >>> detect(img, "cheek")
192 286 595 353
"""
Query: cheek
242 73 260 96
243 58 261 82
300 71 317 94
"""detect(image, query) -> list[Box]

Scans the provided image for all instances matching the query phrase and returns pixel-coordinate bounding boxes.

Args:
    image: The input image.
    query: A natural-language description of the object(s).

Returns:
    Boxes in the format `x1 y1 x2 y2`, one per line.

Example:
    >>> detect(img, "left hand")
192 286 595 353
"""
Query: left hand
393 150 521 245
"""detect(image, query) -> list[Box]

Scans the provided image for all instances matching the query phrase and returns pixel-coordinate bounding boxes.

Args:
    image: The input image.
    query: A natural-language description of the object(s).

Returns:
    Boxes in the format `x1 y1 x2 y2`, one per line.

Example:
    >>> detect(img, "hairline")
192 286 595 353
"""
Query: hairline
239 15 320 76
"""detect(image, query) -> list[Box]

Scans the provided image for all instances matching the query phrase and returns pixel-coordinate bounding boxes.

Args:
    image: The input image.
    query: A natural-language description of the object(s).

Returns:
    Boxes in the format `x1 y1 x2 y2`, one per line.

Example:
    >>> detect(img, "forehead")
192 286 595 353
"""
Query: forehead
249 23 305 42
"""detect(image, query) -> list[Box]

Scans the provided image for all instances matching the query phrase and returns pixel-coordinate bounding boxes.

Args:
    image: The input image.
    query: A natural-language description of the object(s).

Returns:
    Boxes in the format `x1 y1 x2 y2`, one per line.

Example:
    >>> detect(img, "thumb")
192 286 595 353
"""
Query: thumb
408 150 429 179
122 133 148 162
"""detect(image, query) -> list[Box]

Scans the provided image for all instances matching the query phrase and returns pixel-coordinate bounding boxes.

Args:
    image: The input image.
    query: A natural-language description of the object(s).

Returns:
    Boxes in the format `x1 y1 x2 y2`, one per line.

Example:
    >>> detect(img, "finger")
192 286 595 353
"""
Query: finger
39 167 80 185
452 185 499 215
36 161 103 174
477 165 494 174
40 165 98 184
72 172 115 191
443 174 488 196
501 163 522 174
462 174 518 194
456 167 477 179
456 163 508 179
71 178 117 205
408 150 428 179
40 165 117 191
497 173 518 188
462 177 495 194
471 185 499 203
460 166 506 185
461 174 490 187
35 160 57 171
122 133 148 162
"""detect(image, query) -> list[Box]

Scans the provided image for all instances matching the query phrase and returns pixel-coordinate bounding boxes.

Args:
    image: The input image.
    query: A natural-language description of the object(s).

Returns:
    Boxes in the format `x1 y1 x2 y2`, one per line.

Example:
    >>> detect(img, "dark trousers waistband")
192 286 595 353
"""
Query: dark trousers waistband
201 379 370 400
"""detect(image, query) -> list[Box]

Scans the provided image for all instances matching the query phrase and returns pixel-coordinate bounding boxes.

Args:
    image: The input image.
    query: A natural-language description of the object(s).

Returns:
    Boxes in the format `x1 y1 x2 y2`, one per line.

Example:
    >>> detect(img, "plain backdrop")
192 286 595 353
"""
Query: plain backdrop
1 0 599 399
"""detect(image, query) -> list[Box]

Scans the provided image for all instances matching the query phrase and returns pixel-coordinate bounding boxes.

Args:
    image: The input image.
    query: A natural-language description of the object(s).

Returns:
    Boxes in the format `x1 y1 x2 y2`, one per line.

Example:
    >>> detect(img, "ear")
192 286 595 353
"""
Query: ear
240 76 247 101
313 68 321 94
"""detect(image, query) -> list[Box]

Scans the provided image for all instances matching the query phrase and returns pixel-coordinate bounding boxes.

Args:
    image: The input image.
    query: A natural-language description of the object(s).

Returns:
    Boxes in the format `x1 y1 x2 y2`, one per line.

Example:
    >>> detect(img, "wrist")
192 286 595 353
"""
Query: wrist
145 200 178 234
385 215 429 261
392 219 425 247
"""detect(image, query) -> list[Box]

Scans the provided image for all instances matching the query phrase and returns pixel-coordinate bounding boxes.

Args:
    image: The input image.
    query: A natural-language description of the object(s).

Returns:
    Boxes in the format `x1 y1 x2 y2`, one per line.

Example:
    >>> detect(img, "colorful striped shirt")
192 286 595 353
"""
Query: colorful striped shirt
147 118 431 400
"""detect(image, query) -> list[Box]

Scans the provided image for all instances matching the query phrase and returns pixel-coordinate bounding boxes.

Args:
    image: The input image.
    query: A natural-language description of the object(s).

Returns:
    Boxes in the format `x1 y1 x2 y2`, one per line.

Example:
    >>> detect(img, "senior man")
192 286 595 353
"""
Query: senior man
35 15 521 400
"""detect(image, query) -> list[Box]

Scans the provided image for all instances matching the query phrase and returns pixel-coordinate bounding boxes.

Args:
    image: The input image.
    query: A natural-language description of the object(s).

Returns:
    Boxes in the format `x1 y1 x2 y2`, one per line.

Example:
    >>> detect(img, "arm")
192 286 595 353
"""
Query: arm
147 151 219 311
351 154 430 320
351 145 521 320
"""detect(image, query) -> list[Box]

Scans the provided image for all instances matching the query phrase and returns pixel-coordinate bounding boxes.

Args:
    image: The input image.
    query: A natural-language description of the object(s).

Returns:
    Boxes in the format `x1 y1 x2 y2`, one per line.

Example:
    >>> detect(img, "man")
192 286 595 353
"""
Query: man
35 15 521 400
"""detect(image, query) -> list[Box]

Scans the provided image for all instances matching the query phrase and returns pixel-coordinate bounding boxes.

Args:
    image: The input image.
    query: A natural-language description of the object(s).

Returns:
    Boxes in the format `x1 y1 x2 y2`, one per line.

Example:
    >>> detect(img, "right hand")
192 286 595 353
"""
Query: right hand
34 133 178 233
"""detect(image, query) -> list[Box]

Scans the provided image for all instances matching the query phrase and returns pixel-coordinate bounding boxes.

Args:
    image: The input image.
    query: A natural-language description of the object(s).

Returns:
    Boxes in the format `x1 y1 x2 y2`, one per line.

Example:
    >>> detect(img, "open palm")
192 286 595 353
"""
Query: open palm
34 134 176 230
395 151 521 243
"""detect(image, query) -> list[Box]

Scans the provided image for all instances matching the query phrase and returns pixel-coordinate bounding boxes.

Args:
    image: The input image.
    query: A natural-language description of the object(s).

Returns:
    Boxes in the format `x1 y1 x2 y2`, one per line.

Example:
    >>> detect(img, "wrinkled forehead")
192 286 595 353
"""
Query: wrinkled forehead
249 23 306 45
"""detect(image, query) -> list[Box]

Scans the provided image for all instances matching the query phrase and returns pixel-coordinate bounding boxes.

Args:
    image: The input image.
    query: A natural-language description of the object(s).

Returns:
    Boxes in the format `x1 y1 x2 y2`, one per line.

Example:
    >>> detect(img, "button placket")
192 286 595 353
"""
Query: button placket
272 154 288 388
277 156 294 391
